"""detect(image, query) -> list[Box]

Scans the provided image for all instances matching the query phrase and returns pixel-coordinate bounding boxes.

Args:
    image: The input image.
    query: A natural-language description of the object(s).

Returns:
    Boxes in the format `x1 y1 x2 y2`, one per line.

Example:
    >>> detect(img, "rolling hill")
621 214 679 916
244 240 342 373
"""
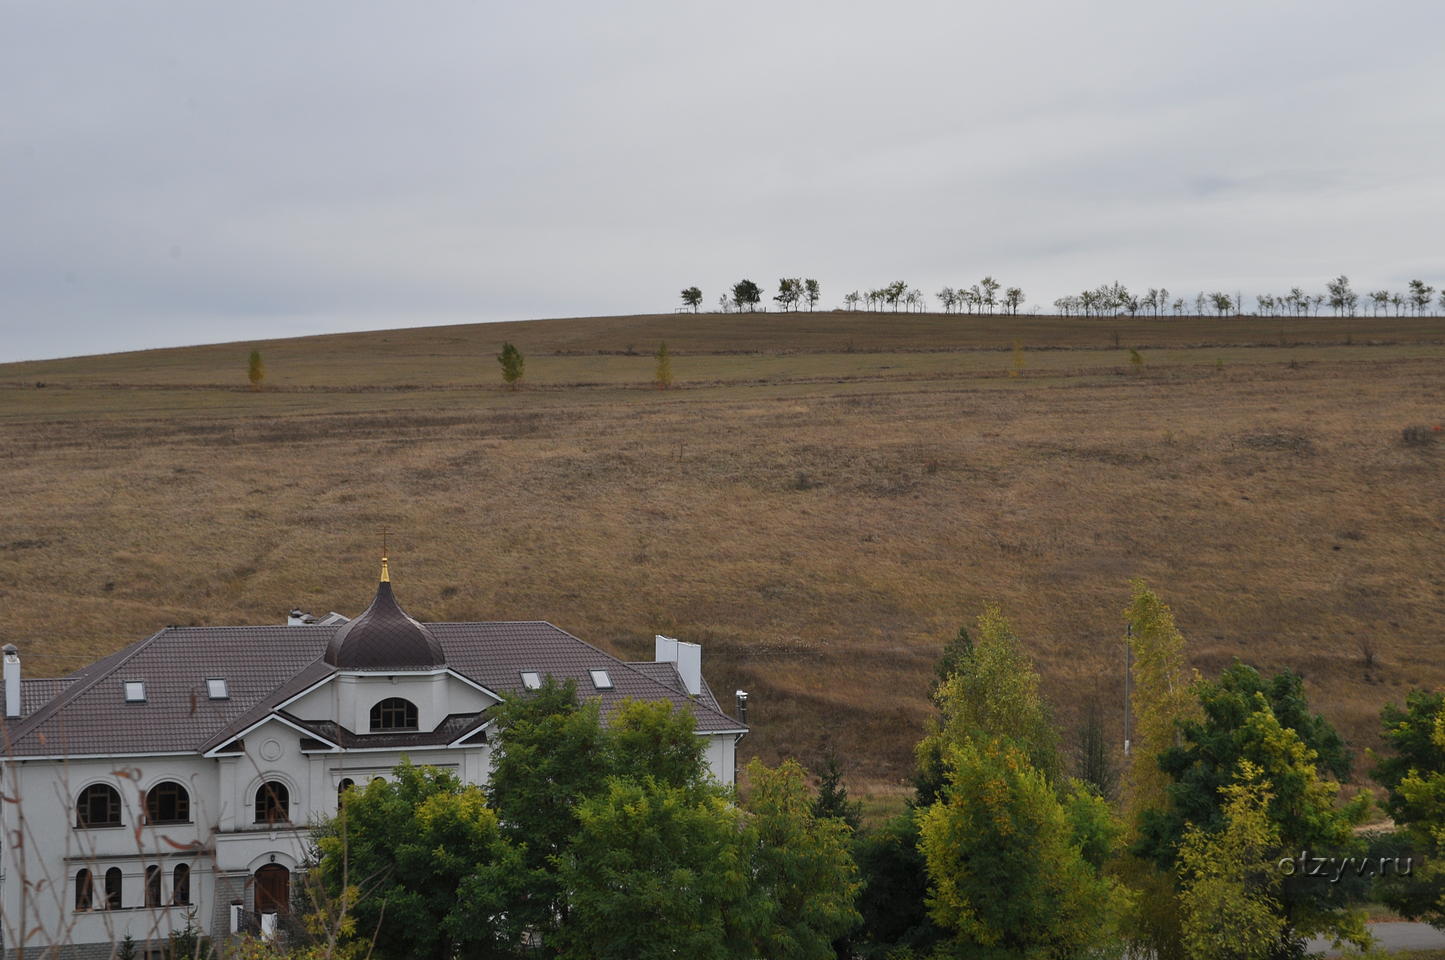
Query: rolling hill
2 310 1441 793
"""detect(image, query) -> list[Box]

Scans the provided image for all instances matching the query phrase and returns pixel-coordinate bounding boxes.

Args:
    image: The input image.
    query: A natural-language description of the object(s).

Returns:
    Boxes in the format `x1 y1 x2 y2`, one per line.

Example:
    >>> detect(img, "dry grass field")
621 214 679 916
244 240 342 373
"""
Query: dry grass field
1 310 1442 793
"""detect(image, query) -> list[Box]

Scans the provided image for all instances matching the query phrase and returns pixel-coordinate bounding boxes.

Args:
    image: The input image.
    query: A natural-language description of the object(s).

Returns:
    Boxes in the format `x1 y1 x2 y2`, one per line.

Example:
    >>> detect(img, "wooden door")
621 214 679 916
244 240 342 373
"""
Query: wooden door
254 864 290 915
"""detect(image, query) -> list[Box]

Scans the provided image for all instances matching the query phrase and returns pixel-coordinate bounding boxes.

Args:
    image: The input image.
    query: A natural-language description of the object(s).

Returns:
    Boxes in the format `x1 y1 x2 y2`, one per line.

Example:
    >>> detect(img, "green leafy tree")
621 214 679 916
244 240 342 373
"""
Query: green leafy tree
497 341 525 390
1177 761 1287 960
744 759 862 959
1003 286 1025 315
1062 777 1124 870
248 349 265 391
979 276 1001 314
486 678 611 940
313 762 523 960
804 278 821 311
885 280 908 312
607 697 707 789
931 624 974 695
851 812 943 957
917 738 1131 958
774 277 803 311
654 341 673 389
1372 689 1445 925
914 604 1061 805
1326 275 1358 317
1409 280 1436 316
812 744 862 830
680 286 703 312
732 279 762 312
554 777 761 960
1137 663 1371 954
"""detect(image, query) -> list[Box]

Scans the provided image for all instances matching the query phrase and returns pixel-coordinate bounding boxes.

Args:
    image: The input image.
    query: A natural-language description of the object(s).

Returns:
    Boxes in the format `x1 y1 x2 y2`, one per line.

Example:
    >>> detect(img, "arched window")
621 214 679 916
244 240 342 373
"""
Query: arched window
255 781 290 824
144 865 161 907
76 783 122 827
145 781 190 824
75 870 93 912
337 778 355 806
172 863 191 905
104 867 123 909
369 697 418 731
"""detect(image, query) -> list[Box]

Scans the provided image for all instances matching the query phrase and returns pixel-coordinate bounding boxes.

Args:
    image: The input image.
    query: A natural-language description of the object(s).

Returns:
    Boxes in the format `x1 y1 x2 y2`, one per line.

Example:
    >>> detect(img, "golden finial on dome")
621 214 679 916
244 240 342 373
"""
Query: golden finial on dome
380 529 390 582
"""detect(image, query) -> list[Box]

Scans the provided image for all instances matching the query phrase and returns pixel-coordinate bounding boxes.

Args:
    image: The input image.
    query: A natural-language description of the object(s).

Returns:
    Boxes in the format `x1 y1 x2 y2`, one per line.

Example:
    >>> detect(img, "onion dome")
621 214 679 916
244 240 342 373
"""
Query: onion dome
324 558 445 670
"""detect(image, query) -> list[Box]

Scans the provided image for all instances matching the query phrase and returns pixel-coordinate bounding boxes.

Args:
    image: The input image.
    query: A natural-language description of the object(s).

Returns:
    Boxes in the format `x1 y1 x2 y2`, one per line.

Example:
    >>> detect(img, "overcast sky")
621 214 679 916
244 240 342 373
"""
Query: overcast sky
3 1 1442 362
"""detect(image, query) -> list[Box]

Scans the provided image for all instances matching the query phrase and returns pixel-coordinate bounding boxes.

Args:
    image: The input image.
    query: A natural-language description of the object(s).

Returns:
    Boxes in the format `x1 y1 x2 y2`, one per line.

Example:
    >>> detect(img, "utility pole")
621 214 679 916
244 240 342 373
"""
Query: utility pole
1123 623 1133 757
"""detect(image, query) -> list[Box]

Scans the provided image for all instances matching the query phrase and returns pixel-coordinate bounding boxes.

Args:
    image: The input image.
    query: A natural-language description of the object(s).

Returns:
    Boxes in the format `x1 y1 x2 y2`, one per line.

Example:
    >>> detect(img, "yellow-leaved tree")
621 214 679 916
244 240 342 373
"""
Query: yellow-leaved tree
1177 761 1285 960
1119 580 1202 960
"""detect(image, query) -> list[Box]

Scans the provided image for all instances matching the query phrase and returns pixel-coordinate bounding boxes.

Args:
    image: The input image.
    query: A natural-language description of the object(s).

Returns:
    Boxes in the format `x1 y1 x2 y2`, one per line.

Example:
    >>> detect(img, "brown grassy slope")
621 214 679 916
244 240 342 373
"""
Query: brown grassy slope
6 310 1441 388
1 312 1442 791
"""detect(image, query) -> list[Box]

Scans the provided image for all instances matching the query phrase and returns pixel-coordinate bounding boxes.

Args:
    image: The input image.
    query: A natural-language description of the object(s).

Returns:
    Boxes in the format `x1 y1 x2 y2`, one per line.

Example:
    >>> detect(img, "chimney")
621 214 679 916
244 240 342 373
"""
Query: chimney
654 635 702 696
4 644 20 719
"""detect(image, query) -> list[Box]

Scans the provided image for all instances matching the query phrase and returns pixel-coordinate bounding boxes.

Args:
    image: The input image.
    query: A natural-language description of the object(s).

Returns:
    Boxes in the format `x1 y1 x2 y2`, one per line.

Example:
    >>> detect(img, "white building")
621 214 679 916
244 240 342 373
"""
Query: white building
0 560 746 959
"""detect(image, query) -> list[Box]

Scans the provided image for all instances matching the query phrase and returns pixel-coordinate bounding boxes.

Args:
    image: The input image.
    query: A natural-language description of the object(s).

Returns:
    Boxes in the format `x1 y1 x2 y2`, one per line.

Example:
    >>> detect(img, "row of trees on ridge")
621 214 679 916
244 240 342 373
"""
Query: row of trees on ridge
680 275 1443 317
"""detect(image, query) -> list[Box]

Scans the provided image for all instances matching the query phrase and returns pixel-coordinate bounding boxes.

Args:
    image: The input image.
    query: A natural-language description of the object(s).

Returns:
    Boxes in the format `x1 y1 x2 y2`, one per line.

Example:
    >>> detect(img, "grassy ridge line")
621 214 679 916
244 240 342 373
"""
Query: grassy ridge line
3 311 1443 381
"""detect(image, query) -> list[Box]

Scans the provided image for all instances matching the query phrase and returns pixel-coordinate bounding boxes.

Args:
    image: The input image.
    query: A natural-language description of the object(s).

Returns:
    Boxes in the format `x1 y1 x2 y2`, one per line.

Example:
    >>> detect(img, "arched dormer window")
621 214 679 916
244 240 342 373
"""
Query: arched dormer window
255 781 290 824
369 697 418 732
76 784 122 828
145 781 190 824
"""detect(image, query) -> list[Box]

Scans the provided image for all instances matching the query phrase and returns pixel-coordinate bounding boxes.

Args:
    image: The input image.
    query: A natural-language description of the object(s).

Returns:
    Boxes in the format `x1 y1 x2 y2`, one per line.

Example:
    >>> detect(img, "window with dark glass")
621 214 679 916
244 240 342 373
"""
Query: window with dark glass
337 778 355 806
145 781 190 824
255 781 290 824
75 870 93 911
76 784 122 827
172 863 190 905
144 865 161 907
104 867 123 909
369 697 418 731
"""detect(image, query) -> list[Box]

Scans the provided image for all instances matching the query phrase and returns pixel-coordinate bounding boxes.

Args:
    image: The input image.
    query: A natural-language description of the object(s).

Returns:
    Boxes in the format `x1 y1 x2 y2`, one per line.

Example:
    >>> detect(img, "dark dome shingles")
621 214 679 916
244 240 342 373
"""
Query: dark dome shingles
324 581 445 670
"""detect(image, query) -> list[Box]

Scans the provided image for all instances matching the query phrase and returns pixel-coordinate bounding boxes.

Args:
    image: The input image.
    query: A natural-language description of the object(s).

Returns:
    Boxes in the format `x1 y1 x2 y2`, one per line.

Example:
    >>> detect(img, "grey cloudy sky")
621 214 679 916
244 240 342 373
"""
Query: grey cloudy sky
3 0 1442 361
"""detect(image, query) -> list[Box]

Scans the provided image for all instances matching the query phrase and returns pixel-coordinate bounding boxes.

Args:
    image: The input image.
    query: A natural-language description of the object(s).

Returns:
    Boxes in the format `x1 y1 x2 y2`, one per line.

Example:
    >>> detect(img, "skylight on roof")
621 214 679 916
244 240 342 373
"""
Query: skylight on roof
123 681 146 703
206 678 228 700
521 671 542 690
589 669 613 690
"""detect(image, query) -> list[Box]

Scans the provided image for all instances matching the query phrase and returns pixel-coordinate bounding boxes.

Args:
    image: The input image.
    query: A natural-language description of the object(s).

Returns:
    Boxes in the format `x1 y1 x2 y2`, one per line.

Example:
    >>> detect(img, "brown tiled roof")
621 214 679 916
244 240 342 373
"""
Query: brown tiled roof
0 678 75 719
0 620 745 759
627 662 728 715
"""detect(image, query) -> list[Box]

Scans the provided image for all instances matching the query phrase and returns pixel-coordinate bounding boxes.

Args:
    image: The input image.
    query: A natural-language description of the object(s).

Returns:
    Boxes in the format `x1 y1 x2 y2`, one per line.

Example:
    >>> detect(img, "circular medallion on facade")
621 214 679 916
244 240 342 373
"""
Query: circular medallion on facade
259 738 284 761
